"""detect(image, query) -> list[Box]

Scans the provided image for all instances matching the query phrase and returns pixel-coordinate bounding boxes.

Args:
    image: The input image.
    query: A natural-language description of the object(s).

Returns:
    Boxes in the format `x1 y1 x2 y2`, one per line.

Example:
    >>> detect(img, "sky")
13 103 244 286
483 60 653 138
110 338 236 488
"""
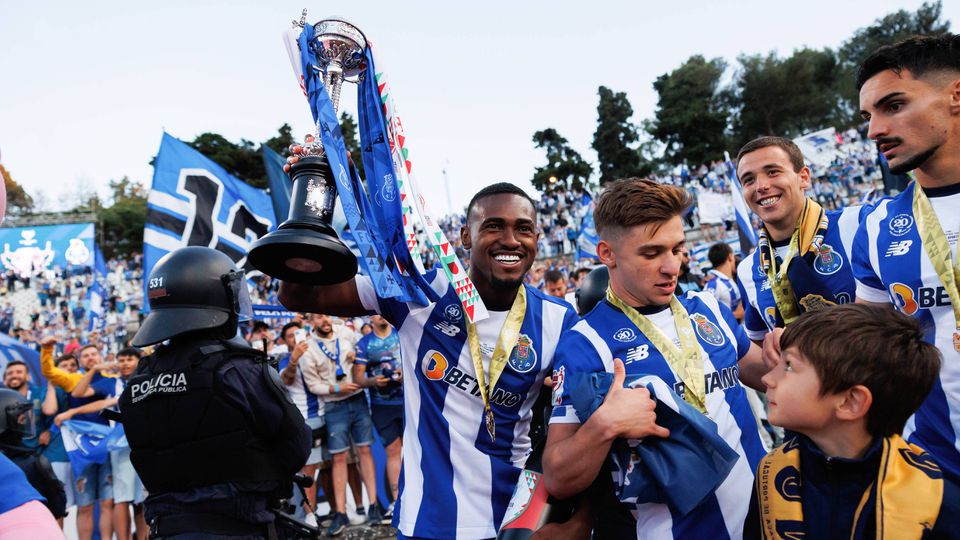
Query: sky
1 0 958 215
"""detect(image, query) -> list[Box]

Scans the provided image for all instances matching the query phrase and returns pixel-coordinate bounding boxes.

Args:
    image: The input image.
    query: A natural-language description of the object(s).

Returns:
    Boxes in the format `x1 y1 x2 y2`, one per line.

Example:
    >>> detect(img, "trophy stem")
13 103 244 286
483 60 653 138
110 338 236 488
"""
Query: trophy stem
326 64 345 113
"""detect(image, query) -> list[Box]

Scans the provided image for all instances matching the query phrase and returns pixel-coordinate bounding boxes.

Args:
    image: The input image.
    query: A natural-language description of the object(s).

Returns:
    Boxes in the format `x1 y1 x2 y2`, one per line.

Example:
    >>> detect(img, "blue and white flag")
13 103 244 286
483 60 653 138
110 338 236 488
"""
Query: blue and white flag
724 155 758 256
261 145 291 225
60 420 116 478
87 278 107 333
0 332 43 386
577 202 599 261
93 243 108 278
143 133 276 310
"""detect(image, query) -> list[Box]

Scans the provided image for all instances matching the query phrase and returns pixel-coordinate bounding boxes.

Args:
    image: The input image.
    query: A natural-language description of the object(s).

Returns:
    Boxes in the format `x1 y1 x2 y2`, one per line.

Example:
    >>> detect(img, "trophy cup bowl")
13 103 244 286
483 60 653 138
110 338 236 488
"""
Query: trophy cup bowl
247 17 367 285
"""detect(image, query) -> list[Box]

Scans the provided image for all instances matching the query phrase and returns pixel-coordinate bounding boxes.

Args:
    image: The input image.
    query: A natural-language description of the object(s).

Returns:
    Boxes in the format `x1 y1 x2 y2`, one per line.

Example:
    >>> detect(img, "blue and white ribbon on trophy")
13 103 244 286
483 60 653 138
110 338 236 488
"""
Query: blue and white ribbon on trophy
295 24 434 304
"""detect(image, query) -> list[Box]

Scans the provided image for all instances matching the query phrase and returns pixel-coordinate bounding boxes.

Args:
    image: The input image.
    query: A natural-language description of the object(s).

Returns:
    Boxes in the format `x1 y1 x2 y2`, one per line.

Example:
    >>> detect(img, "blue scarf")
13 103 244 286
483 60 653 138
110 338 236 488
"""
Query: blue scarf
298 25 431 304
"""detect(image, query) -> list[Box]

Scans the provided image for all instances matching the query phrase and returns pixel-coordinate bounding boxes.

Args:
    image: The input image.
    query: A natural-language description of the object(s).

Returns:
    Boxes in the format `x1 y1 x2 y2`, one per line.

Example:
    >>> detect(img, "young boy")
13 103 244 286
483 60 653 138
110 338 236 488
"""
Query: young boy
746 304 960 539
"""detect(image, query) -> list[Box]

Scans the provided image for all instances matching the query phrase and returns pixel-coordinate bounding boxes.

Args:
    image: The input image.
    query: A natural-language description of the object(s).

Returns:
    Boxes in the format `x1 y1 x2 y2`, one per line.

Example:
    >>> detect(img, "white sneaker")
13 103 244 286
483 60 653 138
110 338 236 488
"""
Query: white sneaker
348 509 366 525
304 512 318 527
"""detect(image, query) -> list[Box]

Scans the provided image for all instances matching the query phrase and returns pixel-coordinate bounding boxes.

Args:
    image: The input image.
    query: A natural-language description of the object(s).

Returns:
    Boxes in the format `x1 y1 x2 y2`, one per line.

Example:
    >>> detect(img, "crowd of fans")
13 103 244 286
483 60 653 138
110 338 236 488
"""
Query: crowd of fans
0 125 890 539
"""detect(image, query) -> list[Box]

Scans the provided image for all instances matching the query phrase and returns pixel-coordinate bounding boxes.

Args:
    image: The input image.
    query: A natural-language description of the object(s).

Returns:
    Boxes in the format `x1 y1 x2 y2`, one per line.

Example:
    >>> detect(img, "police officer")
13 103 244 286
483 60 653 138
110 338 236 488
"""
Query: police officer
0 387 67 521
119 247 310 538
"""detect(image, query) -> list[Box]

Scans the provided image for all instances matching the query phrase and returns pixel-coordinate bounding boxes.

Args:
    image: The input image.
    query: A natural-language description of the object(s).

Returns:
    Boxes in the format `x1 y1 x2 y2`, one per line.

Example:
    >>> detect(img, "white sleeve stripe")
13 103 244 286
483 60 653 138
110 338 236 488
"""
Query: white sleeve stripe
867 200 890 282
572 319 614 372
856 281 890 303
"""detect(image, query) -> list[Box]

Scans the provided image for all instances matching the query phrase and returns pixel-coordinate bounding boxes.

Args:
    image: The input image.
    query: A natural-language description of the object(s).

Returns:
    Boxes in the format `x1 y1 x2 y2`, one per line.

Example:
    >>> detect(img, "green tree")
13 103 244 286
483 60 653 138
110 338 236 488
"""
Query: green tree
264 123 295 157
731 48 840 147
592 86 643 184
530 128 593 193
650 55 731 165
185 124 296 189
339 112 365 180
97 177 147 259
835 1 949 121
188 133 266 188
0 164 34 215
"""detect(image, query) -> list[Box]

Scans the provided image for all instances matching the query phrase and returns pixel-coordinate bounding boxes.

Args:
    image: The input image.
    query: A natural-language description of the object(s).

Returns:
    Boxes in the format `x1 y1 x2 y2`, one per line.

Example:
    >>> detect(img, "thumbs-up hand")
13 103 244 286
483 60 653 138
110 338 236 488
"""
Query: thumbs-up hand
596 359 670 440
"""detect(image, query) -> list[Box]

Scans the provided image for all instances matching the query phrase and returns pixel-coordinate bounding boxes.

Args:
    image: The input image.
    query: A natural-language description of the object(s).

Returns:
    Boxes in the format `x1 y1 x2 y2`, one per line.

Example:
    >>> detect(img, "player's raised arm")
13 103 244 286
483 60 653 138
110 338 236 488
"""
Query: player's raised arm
278 279 366 317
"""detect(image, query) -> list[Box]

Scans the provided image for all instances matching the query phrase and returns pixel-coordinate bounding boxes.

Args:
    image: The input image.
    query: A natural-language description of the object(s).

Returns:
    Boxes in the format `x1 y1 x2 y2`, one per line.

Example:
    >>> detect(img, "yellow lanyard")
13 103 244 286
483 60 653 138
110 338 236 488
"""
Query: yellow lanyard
762 199 828 325
605 289 706 413
913 184 960 352
465 286 526 442
764 229 802 325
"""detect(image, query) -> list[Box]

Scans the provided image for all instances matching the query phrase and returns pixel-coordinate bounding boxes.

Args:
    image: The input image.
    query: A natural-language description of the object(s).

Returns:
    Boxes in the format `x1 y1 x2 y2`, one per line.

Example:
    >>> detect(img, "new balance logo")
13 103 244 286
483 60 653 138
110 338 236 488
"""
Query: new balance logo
885 240 913 257
433 320 461 337
624 344 649 364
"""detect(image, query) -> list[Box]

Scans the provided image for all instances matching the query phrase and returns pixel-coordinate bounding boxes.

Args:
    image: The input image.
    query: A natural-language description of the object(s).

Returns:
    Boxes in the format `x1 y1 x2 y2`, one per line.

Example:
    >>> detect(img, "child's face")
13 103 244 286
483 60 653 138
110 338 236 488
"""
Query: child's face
761 347 838 432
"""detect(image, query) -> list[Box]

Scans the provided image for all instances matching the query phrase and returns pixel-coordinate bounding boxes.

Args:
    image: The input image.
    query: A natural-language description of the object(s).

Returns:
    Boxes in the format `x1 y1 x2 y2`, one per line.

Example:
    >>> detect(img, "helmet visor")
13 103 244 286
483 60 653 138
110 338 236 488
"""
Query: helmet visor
5 402 35 439
223 270 254 323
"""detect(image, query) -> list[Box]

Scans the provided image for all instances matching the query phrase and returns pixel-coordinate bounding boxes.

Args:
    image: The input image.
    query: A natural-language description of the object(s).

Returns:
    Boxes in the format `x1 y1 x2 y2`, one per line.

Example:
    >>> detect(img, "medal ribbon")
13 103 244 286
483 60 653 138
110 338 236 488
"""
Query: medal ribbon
605 289 707 413
758 198 829 325
466 286 526 442
912 184 960 347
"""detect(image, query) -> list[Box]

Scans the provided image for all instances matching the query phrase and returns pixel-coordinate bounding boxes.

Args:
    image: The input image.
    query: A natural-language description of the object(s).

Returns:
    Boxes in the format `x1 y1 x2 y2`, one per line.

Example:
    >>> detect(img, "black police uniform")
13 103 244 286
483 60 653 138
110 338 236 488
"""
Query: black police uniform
119 335 311 538
118 246 310 539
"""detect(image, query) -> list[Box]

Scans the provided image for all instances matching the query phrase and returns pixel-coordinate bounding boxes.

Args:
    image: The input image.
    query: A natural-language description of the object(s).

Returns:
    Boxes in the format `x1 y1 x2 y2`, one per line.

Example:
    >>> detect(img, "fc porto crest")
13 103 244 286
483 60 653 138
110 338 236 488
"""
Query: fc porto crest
508 334 538 373
690 313 725 346
813 244 843 275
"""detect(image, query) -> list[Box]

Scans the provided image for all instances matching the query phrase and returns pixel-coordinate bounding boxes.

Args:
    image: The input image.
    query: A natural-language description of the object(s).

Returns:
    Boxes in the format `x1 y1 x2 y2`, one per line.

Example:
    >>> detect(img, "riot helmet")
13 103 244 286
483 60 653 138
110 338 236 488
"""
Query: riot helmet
132 247 253 347
0 388 35 444
576 266 609 316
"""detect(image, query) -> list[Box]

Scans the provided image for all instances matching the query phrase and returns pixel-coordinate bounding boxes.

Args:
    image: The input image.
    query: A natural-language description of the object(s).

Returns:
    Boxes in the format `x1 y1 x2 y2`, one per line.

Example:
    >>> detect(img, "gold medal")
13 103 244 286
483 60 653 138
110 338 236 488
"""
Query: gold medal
606 289 707 414
485 408 496 442
914 184 960 355
467 287 526 445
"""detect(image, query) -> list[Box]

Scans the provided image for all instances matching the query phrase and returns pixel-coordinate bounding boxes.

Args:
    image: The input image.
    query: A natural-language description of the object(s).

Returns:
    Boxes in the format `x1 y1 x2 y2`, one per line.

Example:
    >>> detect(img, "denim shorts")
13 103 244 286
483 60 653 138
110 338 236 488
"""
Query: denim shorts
324 393 373 454
75 460 113 506
110 448 145 504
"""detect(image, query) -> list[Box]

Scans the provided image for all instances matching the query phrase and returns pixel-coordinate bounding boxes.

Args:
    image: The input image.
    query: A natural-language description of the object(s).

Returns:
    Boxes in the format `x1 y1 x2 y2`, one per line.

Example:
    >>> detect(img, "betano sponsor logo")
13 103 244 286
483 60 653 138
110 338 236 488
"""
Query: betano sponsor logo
421 350 522 407
889 282 952 316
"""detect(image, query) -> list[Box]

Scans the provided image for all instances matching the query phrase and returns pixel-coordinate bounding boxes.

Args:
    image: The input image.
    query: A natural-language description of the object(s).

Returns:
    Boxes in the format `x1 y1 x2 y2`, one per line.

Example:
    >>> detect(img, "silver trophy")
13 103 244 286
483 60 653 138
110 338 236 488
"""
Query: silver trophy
248 14 367 284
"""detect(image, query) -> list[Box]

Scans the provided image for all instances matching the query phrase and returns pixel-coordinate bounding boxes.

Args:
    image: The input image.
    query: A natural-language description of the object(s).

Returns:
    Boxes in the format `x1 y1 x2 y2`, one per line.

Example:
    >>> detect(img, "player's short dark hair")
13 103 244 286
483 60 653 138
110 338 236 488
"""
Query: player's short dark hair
594 178 692 240
544 269 565 284
707 242 733 268
117 347 141 359
466 183 537 222
780 304 941 437
78 344 99 356
856 33 960 90
280 321 302 340
737 136 805 173
572 267 591 281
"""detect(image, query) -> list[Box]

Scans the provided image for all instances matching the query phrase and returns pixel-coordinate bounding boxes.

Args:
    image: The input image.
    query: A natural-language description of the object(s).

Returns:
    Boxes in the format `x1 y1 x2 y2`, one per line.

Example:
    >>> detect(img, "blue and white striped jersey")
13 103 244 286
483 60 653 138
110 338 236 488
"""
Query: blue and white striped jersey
703 270 741 313
277 354 323 420
550 291 767 539
737 205 867 341
852 181 960 481
357 269 579 539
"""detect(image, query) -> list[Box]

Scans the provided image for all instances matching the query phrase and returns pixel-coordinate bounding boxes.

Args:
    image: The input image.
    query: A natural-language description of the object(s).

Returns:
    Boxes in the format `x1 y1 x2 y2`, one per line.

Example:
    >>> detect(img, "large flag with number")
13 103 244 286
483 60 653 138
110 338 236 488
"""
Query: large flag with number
143 133 277 308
